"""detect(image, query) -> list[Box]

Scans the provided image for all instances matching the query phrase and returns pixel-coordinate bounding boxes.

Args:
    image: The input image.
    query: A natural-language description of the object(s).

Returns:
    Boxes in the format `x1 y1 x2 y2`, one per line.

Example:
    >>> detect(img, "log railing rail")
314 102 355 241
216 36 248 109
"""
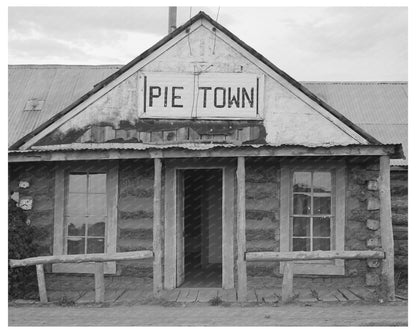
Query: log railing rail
245 250 385 303
9 250 153 304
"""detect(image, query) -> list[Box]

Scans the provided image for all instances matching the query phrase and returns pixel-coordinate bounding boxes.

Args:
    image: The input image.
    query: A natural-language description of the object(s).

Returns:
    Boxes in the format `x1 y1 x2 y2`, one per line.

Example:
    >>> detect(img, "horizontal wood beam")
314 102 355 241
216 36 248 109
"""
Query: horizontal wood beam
8 144 402 162
9 250 153 268
245 250 385 262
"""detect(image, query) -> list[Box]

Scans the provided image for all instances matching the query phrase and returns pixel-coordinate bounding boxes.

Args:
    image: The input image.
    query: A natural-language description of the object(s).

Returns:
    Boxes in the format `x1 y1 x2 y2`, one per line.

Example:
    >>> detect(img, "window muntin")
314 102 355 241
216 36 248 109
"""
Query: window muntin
291 171 332 251
65 173 107 255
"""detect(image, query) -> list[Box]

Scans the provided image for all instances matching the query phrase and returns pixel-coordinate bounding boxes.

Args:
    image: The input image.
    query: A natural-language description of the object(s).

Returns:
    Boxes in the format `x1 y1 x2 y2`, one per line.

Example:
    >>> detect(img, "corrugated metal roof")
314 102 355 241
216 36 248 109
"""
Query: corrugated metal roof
8 66 407 164
8 65 122 147
303 82 408 165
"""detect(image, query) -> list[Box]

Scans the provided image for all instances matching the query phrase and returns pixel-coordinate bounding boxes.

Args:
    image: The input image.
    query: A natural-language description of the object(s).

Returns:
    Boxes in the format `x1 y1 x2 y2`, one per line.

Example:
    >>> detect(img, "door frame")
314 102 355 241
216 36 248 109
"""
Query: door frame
164 159 235 290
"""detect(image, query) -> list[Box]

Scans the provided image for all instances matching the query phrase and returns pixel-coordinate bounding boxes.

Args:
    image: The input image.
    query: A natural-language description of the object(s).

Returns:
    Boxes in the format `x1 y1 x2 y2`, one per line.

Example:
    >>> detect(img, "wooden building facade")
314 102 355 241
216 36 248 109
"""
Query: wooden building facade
9 12 405 299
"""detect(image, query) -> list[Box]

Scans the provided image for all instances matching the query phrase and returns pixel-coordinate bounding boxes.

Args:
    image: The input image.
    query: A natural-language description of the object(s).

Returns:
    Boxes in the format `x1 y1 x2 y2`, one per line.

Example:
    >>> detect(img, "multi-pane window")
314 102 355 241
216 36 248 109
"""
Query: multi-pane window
65 173 107 255
292 171 332 251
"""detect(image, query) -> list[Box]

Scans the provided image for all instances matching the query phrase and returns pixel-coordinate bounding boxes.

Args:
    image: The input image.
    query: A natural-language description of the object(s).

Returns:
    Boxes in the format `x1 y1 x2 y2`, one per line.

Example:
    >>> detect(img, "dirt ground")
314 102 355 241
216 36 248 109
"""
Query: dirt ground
8 301 408 326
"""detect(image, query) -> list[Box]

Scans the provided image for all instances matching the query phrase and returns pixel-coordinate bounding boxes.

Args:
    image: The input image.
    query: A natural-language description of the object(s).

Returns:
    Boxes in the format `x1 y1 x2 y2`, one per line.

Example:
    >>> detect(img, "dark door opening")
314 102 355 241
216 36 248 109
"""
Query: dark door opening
180 169 223 288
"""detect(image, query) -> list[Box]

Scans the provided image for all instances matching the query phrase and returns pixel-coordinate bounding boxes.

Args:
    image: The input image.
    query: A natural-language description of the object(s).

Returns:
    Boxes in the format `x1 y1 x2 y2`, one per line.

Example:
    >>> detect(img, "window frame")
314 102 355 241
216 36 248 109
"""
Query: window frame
279 160 346 275
52 161 118 274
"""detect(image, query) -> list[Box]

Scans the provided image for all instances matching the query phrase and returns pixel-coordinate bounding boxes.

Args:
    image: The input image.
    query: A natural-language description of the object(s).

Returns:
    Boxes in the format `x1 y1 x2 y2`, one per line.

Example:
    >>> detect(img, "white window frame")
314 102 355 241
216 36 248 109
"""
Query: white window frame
52 161 118 274
279 161 345 275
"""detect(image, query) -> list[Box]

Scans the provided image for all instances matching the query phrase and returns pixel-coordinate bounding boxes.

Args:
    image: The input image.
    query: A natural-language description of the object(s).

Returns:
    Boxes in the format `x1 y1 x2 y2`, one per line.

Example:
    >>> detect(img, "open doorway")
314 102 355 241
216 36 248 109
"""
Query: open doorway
178 169 223 288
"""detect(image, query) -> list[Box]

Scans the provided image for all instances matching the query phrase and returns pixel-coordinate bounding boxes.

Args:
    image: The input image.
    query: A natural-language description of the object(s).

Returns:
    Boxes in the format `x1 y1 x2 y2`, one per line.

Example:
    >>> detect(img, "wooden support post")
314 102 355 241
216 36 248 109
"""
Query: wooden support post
236 157 247 301
153 158 163 296
281 262 294 303
94 262 105 303
36 264 48 303
379 155 395 300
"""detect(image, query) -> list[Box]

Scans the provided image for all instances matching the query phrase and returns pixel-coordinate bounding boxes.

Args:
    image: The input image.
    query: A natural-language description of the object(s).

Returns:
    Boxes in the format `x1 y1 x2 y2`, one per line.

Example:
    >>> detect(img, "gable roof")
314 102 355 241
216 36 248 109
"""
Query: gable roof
9 11 383 151
8 65 408 165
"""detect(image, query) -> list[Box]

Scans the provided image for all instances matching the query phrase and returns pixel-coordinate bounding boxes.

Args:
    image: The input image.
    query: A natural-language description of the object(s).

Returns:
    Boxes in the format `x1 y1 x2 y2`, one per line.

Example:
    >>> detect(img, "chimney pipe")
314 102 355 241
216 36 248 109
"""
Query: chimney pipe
168 7 177 34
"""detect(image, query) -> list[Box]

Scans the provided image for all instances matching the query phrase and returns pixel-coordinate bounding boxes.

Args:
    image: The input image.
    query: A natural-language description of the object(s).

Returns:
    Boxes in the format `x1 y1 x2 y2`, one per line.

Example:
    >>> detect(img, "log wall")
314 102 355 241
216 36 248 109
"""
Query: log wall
9 158 406 293
391 169 408 279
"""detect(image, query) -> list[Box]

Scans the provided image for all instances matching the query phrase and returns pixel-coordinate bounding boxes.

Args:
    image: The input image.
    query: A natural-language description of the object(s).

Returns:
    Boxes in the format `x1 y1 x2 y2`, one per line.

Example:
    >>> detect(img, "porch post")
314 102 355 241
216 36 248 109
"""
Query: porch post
379 155 395 300
236 157 247 301
153 158 163 295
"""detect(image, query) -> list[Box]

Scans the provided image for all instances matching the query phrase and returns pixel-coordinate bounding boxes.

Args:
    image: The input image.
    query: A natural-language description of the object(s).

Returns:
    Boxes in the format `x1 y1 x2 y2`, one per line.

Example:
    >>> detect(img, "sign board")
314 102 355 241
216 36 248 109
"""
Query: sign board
138 72 263 119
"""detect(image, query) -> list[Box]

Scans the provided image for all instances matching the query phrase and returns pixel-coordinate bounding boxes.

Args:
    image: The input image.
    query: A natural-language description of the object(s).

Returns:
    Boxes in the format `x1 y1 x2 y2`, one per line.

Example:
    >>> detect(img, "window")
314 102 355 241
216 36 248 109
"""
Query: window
65 173 107 255
53 162 118 274
280 161 345 275
292 171 332 252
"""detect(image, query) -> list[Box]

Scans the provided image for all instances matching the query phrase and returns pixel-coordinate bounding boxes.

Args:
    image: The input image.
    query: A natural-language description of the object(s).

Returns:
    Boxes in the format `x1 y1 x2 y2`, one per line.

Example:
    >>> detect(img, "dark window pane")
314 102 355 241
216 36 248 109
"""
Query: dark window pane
89 174 106 194
313 238 330 251
313 196 331 215
313 217 331 237
88 221 106 237
88 194 107 216
67 193 87 216
67 237 85 254
313 172 331 193
293 238 310 251
293 217 310 237
87 238 105 254
293 172 311 192
69 174 87 193
67 218 86 236
293 194 311 215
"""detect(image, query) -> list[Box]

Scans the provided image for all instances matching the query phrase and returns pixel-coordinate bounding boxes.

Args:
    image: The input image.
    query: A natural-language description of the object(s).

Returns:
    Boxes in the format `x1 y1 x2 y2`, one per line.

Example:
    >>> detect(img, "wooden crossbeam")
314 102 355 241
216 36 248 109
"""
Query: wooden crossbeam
9 250 153 268
245 250 385 262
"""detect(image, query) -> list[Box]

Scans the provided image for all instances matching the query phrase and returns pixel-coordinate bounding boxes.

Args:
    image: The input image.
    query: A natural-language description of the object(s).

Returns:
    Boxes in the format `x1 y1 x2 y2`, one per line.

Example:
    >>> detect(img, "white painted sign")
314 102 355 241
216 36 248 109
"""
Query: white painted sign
138 72 263 119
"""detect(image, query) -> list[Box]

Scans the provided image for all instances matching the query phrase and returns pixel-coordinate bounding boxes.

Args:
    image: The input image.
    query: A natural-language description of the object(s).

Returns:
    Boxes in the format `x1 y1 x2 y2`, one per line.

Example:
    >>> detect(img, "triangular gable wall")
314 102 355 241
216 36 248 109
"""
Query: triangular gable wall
16 12 378 150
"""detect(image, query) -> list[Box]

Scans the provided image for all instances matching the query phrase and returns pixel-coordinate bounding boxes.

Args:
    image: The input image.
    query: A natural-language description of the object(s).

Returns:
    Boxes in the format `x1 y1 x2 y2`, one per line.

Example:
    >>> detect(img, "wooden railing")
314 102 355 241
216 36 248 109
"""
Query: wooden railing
245 250 385 303
9 250 153 303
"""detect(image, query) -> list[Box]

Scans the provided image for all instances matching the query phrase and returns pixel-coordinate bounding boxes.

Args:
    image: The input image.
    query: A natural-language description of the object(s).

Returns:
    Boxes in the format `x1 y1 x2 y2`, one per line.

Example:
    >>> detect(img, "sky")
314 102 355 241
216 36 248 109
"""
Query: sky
8 6 408 81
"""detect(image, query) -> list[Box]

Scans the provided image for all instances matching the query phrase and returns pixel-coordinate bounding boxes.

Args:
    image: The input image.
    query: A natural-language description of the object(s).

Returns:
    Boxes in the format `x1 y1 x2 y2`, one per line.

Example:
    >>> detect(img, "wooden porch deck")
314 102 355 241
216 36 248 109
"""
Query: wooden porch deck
17 285 379 305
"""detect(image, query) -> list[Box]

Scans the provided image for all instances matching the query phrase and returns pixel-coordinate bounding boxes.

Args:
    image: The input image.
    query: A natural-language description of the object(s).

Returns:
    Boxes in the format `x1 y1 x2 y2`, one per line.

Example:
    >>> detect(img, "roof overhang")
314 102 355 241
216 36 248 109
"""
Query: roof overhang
8 143 404 163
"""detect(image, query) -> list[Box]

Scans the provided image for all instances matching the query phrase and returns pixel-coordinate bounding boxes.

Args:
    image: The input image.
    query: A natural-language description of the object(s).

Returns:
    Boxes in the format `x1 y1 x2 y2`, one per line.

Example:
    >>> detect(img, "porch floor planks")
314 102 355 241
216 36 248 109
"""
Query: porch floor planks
35 286 382 305
47 290 86 303
218 289 237 302
176 289 199 303
196 288 219 303
338 288 360 301
160 289 181 302
296 288 319 303
77 289 126 304
114 288 151 304
316 288 339 302
255 288 280 303
246 289 258 302
348 287 377 301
